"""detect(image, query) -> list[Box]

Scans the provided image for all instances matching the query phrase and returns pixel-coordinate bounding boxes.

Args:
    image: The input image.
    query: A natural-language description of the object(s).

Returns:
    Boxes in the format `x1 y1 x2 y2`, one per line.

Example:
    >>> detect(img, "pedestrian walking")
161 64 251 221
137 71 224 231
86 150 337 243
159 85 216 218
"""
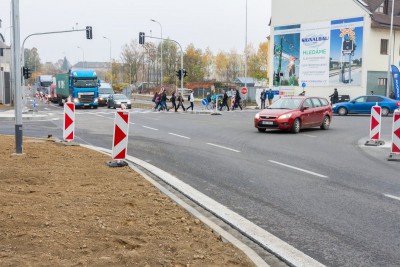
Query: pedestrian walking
299 89 306 96
176 92 186 111
152 92 160 110
390 90 395 99
260 89 266 109
158 90 169 111
170 92 177 111
186 90 194 111
266 88 274 106
329 88 339 104
234 89 243 110
219 90 230 111
206 92 212 110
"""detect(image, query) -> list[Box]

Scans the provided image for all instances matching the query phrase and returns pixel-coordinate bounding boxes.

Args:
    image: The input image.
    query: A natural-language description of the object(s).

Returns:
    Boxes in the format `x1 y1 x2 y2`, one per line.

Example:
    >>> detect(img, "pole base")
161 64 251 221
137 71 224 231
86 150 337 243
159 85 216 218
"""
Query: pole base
388 153 400 161
107 160 128 167
364 140 385 146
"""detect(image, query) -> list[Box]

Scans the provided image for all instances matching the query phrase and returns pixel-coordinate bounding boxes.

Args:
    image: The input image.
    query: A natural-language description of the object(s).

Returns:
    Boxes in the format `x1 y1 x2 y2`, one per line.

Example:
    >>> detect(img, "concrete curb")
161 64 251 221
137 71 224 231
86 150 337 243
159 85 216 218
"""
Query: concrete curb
0 112 49 121
82 145 325 267
81 145 269 267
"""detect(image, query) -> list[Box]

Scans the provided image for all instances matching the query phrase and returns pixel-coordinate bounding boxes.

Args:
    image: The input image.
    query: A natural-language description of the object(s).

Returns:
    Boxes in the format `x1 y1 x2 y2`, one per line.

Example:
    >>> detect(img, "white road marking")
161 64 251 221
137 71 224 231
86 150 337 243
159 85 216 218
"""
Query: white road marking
142 125 158 131
130 122 136 125
168 132 190 139
268 160 328 178
301 134 317 138
384 194 400 202
206 143 240 153
44 108 50 110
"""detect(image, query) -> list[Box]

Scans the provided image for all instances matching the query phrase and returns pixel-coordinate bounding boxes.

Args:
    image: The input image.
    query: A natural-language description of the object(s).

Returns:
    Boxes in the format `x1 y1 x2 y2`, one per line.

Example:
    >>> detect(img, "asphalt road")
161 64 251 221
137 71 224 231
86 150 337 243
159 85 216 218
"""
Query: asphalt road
2 99 400 266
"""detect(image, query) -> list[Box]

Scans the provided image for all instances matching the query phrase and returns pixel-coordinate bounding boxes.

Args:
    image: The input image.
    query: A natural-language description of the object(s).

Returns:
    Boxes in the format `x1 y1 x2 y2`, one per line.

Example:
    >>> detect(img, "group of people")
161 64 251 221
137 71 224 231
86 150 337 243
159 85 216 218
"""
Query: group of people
152 88 194 112
260 88 275 109
212 88 243 111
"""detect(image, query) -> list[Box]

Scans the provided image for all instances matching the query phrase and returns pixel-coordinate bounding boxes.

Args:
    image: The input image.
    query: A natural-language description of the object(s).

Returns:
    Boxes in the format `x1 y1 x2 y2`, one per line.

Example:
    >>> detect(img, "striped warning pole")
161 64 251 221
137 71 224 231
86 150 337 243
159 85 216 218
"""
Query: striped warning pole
63 102 75 141
388 109 400 161
365 104 384 146
108 110 130 167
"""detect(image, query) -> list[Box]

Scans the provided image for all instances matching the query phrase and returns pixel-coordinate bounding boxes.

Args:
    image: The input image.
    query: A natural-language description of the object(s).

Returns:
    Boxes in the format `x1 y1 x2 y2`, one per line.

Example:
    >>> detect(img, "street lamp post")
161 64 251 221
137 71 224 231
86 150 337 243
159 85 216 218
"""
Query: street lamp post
77 46 84 68
386 0 395 97
244 0 248 107
103 36 112 86
150 19 163 86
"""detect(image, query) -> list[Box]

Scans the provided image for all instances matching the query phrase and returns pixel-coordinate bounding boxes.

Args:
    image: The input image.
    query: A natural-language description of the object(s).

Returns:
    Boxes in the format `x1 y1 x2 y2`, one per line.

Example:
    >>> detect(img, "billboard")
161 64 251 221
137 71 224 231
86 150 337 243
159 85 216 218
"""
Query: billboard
273 17 364 87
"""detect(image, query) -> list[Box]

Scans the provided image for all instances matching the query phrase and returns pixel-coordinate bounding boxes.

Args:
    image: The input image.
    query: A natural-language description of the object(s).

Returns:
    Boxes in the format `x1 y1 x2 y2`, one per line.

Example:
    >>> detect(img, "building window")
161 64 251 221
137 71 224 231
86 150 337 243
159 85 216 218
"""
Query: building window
376 0 389 14
381 39 388 55
378 78 387 86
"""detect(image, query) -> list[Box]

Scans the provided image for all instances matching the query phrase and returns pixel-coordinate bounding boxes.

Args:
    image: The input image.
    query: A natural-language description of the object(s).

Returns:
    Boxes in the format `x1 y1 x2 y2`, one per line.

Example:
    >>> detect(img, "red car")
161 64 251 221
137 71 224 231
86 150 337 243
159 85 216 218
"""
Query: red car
254 96 332 133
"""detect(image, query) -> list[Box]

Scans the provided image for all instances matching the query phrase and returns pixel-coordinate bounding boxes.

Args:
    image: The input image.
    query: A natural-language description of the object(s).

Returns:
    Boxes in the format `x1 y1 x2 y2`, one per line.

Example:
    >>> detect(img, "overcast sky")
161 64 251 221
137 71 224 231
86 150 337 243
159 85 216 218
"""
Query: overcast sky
0 0 271 65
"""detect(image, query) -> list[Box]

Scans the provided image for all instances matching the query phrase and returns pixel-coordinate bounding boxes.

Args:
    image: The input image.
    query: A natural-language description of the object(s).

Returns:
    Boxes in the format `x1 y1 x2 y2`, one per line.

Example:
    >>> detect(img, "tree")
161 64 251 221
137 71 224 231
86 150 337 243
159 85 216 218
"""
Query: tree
24 47 41 72
183 44 205 82
215 51 228 81
202 48 214 80
61 56 70 72
161 40 179 84
120 39 144 84
227 49 241 81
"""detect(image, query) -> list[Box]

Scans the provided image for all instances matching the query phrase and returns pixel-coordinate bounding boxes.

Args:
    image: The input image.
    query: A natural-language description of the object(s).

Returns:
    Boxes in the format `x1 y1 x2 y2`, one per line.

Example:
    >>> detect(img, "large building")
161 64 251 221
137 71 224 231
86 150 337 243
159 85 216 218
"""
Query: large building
269 0 400 99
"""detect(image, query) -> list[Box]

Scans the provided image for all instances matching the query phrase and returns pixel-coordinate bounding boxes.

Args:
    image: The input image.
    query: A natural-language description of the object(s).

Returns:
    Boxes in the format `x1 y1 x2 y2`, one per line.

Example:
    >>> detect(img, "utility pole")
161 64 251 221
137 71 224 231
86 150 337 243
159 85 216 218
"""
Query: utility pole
12 0 23 154
386 0 395 97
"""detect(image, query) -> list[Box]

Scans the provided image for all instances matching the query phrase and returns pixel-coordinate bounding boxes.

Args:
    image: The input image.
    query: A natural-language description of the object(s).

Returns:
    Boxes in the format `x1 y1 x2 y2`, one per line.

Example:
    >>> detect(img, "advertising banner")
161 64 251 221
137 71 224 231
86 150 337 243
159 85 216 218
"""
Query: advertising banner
273 17 364 87
391 65 400 100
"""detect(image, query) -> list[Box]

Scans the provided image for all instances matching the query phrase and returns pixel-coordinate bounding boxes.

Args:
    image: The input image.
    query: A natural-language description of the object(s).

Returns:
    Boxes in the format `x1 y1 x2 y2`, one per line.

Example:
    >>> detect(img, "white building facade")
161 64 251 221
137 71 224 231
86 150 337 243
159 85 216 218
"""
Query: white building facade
269 0 399 99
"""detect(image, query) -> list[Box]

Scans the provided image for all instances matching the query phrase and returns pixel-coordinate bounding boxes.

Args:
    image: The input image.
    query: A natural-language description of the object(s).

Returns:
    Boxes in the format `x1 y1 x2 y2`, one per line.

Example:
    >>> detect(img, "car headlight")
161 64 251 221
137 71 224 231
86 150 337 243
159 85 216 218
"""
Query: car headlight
332 104 337 108
255 113 260 119
116 101 121 104
127 100 131 104
94 98 98 103
278 113 292 119
73 98 79 103
99 97 103 100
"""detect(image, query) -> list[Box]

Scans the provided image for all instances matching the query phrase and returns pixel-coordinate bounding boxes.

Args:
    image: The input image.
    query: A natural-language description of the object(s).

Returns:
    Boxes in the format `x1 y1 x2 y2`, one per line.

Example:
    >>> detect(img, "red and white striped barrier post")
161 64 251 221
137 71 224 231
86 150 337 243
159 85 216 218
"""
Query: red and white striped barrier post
388 109 400 161
365 104 384 146
63 102 75 141
108 110 130 167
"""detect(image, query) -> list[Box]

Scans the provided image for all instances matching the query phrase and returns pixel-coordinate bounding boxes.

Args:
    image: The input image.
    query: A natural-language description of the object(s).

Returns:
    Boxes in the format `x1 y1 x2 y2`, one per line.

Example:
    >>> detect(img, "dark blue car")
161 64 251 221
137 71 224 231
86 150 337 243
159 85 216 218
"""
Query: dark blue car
332 95 400 116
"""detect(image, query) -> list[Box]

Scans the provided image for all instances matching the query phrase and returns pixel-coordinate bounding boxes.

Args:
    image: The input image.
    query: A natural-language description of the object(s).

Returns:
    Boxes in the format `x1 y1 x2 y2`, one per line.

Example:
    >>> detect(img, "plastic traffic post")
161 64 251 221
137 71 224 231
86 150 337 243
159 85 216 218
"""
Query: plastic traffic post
388 109 400 161
365 104 384 146
63 102 75 141
108 110 130 167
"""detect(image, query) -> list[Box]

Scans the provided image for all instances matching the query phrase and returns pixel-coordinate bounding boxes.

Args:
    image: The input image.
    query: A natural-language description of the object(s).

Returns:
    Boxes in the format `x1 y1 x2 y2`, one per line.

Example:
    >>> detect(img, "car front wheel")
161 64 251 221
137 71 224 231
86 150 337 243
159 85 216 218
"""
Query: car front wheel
320 116 330 130
338 107 348 116
257 128 266 133
291 118 301 134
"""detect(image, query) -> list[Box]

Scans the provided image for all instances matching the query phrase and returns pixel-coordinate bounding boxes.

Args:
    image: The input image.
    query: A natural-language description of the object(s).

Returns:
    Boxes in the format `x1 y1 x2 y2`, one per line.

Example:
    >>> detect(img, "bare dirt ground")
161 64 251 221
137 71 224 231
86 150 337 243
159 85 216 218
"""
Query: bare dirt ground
0 135 255 267
0 104 13 110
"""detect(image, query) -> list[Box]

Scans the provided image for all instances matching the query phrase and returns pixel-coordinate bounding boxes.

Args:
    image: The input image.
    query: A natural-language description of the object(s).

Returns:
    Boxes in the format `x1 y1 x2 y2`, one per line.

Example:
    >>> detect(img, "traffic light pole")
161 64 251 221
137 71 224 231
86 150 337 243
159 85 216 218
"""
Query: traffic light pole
12 0 23 154
144 35 184 96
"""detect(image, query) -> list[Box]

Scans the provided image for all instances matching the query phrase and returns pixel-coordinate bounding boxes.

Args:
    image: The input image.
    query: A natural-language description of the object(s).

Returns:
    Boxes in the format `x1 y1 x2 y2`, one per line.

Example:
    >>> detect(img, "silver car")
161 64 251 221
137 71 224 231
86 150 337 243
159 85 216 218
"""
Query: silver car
107 94 132 109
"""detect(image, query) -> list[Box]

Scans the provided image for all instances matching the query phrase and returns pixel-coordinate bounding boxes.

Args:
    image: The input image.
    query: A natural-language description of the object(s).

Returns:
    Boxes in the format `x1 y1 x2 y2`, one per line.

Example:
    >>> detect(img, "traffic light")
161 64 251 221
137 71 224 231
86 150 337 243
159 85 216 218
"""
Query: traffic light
176 69 182 80
139 32 145 45
183 69 188 78
274 72 280 85
22 66 32 79
342 40 354 53
86 26 93 39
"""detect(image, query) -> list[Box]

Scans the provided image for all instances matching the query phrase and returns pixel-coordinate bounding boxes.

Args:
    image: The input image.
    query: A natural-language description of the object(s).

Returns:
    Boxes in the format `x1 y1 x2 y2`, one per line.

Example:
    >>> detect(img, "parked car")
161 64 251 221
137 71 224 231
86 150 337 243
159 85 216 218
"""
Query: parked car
98 82 114 106
332 95 400 116
254 96 332 133
107 94 132 109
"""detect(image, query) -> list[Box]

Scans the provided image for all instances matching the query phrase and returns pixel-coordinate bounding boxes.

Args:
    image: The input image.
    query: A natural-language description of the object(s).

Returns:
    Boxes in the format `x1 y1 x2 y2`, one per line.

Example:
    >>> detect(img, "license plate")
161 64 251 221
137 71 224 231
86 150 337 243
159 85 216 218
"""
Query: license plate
84 104 89 106
262 121 273 125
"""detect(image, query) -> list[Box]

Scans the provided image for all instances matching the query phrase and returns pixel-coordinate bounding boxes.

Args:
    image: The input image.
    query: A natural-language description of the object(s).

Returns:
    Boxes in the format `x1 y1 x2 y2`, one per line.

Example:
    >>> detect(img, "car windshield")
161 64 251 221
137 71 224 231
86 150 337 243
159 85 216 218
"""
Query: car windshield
40 82 52 87
268 98 302 109
114 95 128 100
72 78 97 88
99 88 114 94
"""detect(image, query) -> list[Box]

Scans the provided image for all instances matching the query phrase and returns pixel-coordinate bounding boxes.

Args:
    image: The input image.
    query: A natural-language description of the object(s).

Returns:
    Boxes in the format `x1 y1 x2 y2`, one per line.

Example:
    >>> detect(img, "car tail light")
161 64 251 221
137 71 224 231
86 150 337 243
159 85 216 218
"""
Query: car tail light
396 102 400 107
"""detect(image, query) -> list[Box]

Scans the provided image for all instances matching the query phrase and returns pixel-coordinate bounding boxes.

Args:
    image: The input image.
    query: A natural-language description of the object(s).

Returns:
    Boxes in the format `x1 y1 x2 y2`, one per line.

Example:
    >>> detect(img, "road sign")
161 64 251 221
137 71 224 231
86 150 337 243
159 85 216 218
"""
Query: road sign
241 87 248 95
301 82 306 88
63 102 75 141
202 98 208 106
112 110 130 160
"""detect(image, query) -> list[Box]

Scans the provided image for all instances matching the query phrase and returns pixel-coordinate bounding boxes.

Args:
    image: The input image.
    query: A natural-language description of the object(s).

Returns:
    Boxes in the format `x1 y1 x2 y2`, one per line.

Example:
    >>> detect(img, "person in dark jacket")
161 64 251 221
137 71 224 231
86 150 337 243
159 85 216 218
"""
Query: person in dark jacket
329 88 339 104
158 90 169 111
175 92 185 111
390 90 395 99
170 92 177 111
219 90 230 111
233 89 242 110
260 89 266 109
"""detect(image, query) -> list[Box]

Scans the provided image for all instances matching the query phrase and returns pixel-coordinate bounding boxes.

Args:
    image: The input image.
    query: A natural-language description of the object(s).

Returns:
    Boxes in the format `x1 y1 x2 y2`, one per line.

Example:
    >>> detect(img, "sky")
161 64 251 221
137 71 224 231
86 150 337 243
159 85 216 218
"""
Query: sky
0 0 271 65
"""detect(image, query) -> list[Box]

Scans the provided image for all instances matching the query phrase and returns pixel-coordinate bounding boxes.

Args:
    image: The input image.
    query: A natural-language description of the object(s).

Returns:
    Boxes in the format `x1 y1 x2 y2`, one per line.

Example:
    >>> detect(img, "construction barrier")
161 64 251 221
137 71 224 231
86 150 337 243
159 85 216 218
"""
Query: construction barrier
388 109 400 161
111 110 130 161
63 102 75 141
365 104 384 146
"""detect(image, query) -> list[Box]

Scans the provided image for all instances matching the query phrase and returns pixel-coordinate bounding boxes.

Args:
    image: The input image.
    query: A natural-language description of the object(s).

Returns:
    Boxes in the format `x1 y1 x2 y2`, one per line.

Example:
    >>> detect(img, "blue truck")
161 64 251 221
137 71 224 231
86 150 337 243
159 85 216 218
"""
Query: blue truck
55 69 99 108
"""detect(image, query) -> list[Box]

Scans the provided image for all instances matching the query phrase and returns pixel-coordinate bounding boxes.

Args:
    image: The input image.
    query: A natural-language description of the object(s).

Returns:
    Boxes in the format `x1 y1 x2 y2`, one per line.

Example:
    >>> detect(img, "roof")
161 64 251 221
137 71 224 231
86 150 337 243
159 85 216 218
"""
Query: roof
355 0 400 29
234 77 258 84
73 62 110 69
